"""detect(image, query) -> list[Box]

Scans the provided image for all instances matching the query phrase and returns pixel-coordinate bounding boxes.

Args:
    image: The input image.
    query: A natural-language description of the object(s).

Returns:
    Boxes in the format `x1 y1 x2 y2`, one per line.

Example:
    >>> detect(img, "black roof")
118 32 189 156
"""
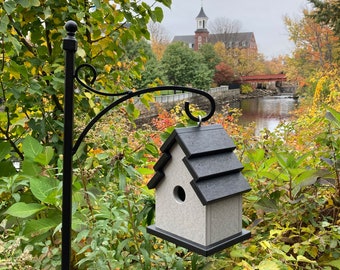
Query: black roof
147 125 251 205
172 32 255 49
196 7 208 19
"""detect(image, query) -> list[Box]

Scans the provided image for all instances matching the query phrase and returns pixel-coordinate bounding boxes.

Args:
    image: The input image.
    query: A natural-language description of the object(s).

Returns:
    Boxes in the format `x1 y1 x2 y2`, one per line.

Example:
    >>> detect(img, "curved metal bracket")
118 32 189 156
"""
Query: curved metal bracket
72 64 216 155
62 20 216 270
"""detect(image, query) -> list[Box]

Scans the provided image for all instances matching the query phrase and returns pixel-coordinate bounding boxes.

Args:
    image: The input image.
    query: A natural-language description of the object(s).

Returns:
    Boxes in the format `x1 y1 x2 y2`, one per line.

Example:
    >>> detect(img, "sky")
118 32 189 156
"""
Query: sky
154 0 312 59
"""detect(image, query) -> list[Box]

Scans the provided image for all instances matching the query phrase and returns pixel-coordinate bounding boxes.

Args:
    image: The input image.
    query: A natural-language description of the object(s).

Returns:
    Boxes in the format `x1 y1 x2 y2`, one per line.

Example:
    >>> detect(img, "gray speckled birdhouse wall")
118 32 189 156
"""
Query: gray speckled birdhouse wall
147 125 251 256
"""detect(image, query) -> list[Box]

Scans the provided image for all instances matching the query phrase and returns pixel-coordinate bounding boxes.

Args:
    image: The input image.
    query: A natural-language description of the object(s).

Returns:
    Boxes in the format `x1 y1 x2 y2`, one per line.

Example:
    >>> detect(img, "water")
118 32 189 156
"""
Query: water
231 95 299 134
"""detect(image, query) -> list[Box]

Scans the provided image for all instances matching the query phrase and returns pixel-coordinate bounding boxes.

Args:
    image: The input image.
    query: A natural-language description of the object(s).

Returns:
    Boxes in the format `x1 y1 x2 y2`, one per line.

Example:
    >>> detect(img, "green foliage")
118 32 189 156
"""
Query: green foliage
240 83 253 94
198 43 221 71
318 106 340 197
161 42 214 89
125 40 167 89
309 0 340 37
1 1 340 269
0 0 171 161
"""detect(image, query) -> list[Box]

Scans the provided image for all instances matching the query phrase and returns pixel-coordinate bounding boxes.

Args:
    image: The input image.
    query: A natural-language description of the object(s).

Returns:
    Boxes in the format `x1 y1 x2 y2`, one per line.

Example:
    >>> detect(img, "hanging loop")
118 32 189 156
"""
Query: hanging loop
197 115 202 127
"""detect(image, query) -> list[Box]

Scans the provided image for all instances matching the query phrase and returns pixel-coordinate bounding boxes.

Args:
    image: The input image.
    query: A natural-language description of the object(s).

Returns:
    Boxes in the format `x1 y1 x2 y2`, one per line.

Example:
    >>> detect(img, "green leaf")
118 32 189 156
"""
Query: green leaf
140 92 154 109
230 249 251 259
23 217 59 237
157 0 172 8
19 0 40 8
325 260 340 269
35 146 54 165
30 176 60 204
326 107 340 128
145 143 159 156
7 36 22 56
0 14 9 33
293 169 317 188
0 141 11 160
0 160 17 177
153 7 164 22
297 255 316 264
248 149 265 163
92 0 101 9
3 1 16 14
258 260 281 270
137 167 154 175
6 202 46 218
22 135 43 160
140 248 151 269
119 171 127 191
126 103 140 119
22 160 41 176
255 197 278 213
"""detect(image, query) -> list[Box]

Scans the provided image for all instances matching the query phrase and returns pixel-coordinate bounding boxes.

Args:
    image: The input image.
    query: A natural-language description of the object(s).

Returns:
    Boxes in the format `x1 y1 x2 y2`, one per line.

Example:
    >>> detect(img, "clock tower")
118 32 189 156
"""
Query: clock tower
194 6 209 51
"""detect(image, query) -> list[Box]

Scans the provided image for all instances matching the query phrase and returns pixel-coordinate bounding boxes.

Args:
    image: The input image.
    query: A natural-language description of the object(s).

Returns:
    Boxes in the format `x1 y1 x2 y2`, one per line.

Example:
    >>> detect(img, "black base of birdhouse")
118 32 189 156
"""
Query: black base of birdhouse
147 225 251 257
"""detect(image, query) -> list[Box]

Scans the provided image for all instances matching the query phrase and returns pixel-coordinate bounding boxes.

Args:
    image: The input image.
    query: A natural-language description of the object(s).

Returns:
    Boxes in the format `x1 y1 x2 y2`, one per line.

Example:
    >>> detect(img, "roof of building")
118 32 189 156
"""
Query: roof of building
241 74 286 81
172 32 255 47
147 125 251 205
172 35 195 44
196 7 208 19
209 32 255 44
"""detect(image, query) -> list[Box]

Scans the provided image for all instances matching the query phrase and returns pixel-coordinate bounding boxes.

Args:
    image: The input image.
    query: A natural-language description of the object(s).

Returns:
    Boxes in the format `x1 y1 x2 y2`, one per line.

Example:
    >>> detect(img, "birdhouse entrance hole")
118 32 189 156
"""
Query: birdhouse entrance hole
174 186 186 203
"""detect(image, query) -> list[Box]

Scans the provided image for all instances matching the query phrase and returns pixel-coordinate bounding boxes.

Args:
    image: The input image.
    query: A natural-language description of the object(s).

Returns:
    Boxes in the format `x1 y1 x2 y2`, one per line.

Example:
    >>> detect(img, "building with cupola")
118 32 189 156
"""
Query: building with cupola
173 5 258 53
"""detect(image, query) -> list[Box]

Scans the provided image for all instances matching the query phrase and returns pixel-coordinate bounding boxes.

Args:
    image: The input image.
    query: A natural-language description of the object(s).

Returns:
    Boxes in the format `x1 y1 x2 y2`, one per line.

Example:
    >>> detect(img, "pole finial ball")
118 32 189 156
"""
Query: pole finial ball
65 20 78 34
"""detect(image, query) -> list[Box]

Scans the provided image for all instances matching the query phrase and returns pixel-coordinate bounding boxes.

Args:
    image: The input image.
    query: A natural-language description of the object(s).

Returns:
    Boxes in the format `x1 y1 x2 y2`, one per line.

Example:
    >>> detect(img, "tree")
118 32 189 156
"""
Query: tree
198 43 221 71
214 42 265 77
308 0 340 37
148 21 171 60
125 39 167 88
284 8 339 84
0 0 170 160
208 17 242 45
264 56 287 75
161 42 213 89
213 62 235 86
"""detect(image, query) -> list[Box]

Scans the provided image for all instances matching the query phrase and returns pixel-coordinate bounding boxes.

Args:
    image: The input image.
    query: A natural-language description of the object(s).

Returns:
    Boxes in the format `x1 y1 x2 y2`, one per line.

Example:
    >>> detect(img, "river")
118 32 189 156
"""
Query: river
230 95 299 135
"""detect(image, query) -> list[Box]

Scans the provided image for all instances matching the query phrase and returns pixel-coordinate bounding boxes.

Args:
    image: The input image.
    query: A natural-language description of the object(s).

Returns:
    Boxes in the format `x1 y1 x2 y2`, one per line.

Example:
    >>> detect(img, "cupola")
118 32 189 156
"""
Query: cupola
196 7 208 30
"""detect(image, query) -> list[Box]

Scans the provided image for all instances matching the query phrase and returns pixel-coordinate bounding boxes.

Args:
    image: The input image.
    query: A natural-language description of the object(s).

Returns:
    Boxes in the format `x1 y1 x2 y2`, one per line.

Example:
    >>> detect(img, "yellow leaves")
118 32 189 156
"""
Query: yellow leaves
327 197 334 206
105 50 116 59
296 255 317 264
76 48 86 60
24 61 31 68
24 51 35 58
260 240 272 250
258 260 281 270
104 64 112 73
237 260 254 270
52 17 62 25
311 66 340 112
9 70 21 80
30 66 37 76
89 148 104 155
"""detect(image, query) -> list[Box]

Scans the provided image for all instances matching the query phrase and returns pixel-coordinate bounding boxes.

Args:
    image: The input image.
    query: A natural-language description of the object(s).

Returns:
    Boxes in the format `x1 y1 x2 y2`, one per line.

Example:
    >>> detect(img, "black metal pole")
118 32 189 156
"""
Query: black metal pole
61 20 216 269
62 20 78 270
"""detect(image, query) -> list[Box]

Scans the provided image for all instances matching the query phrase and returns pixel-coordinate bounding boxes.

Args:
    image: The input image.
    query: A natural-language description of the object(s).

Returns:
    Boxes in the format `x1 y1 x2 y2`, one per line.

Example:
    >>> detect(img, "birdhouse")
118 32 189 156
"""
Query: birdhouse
147 124 251 256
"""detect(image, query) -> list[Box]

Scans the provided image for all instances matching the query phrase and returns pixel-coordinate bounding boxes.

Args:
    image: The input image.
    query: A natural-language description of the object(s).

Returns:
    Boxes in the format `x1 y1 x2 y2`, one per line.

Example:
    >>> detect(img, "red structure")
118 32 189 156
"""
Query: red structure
235 74 287 83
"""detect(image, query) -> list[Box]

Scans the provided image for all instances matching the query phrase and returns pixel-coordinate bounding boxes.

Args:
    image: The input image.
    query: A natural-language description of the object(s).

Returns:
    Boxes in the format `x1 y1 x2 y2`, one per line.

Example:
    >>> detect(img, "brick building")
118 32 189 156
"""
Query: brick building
173 6 258 53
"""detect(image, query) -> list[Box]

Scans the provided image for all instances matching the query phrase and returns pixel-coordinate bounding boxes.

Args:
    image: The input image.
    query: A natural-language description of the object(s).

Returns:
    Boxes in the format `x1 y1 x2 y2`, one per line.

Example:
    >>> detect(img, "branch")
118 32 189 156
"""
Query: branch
7 15 36 55
0 108 24 160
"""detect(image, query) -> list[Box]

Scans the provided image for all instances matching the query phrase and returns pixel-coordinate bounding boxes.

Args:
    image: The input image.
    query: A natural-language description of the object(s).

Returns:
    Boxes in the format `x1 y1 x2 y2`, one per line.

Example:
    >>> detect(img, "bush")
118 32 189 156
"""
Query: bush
240 84 254 94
